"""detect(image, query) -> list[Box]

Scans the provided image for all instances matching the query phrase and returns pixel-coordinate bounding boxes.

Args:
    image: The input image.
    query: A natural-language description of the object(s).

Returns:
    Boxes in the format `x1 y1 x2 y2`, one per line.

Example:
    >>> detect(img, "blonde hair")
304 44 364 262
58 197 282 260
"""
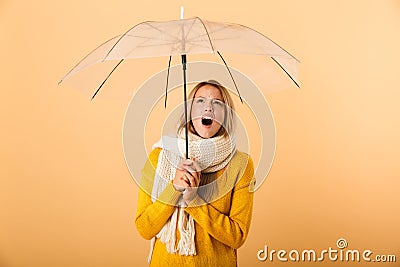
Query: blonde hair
177 80 236 138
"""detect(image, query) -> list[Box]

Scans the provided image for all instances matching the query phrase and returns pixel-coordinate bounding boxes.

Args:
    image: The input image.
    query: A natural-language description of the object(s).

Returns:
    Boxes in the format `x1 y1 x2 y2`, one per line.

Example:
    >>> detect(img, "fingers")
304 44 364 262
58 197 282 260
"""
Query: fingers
181 173 191 187
173 167 190 190
191 158 201 172
175 169 190 186
184 172 199 188
181 158 201 174
177 169 199 188
176 158 201 189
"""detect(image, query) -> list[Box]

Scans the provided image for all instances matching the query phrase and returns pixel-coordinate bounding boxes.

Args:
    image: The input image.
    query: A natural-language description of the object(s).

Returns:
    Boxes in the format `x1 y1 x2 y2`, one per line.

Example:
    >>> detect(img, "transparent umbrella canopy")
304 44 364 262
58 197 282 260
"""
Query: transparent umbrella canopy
59 14 300 158
59 16 299 92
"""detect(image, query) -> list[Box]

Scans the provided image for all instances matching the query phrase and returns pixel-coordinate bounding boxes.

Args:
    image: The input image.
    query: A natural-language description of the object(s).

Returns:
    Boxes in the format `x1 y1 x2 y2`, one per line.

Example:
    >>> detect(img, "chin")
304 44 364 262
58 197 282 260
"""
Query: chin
196 131 211 139
196 127 220 139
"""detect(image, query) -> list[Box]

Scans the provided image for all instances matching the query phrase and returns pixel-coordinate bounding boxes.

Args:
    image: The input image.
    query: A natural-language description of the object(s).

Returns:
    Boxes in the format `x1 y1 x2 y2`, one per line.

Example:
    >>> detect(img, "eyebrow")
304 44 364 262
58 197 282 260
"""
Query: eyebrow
194 96 224 101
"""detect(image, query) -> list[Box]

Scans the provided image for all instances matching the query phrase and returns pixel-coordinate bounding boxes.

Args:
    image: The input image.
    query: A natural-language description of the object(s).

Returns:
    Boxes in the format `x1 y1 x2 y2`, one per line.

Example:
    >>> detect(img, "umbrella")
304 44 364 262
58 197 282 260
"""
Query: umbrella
59 8 300 158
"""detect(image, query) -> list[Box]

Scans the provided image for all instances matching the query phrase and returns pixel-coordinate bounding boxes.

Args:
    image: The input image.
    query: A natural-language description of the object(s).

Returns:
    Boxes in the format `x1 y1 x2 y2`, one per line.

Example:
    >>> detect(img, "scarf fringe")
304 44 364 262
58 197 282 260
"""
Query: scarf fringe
177 207 196 256
158 208 179 254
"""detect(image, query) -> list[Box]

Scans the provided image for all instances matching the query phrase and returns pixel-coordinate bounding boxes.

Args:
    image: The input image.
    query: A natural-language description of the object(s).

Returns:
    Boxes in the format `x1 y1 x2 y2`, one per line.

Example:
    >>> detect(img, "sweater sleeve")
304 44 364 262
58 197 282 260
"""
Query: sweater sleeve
135 148 182 240
184 155 255 249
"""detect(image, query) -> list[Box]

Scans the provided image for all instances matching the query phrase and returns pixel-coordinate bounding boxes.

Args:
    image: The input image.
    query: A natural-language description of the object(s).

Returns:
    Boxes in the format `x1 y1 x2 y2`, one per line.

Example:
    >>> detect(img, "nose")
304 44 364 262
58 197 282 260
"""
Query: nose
204 99 213 112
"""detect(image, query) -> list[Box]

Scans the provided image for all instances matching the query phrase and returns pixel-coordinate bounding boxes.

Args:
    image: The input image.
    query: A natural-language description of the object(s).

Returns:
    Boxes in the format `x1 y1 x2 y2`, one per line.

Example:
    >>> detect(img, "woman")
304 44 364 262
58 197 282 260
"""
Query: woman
135 80 255 266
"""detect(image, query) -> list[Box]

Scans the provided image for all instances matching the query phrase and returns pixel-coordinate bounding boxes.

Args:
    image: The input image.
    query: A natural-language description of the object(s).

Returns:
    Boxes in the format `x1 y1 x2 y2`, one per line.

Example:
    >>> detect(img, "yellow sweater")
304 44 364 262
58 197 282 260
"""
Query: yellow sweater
135 148 255 266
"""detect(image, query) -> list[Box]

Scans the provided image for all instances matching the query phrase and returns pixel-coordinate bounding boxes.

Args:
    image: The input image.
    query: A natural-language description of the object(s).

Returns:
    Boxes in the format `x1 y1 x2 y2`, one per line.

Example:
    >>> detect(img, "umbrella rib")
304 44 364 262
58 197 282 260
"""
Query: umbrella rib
184 24 237 48
164 56 172 108
123 23 183 56
123 34 154 39
103 21 150 61
184 24 231 42
217 51 243 103
122 33 181 49
91 59 124 100
125 38 217 55
124 32 179 43
187 35 237 43
58 35 121 84
112 29 179 59
183 18 198 43
237 23 301 63
194 17 215 52
123 37 171 57
271 57 300 88
144 22 181 43
103 21 180 61
182 41 227 54
121 40 180 58
183 21 245 52
131 41 211 54
58 33 161 83
132 41 184 49
187 22 300 60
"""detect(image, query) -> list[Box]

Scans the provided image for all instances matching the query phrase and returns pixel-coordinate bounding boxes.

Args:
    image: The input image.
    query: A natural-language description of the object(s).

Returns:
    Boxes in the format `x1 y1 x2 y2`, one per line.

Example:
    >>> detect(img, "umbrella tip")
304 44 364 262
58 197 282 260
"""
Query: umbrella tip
180 6 184 19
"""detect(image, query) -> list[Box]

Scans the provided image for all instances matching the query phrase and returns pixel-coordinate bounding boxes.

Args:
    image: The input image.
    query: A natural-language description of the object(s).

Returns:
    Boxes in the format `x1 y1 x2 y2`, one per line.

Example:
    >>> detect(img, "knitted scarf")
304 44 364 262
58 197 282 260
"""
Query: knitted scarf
147 131 236 262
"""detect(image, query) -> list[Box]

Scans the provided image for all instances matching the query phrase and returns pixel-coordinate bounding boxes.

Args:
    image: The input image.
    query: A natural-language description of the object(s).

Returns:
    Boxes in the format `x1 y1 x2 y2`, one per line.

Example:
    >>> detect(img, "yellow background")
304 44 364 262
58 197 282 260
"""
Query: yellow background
1 0 399 266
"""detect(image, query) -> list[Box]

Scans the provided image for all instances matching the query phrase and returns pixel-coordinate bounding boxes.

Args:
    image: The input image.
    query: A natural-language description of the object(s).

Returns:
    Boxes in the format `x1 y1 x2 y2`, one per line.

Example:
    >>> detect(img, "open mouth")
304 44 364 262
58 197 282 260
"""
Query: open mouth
201 116 213 126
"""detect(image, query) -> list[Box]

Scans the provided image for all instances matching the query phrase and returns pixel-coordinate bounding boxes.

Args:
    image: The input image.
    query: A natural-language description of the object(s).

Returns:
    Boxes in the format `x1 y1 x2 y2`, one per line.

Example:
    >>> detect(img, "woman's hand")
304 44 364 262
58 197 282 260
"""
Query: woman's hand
173 158 201 205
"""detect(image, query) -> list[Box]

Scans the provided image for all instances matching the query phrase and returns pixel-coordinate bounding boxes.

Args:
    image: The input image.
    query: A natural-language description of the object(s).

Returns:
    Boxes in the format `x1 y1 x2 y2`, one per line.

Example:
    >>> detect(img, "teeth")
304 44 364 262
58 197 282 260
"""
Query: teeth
201 117 213 126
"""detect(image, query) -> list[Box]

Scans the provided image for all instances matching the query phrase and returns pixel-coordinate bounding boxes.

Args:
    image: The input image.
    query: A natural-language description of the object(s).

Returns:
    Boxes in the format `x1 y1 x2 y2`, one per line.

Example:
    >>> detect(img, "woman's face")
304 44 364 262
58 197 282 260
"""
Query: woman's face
191 84 225 139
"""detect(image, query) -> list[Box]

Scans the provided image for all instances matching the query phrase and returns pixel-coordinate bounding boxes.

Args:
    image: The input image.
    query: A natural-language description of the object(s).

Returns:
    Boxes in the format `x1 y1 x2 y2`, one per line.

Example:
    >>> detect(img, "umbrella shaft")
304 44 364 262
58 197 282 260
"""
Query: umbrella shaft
182 54 189 159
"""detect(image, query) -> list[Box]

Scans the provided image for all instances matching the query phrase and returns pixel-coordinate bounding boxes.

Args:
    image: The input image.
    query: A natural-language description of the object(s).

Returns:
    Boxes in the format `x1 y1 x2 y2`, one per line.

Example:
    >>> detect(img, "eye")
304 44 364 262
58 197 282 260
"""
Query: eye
195 98 204 104
212 99 224 107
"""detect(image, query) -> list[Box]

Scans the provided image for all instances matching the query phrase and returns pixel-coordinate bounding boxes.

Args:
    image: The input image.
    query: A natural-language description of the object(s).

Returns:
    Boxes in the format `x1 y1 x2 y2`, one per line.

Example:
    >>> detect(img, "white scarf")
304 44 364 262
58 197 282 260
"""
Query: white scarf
147 131 236 262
